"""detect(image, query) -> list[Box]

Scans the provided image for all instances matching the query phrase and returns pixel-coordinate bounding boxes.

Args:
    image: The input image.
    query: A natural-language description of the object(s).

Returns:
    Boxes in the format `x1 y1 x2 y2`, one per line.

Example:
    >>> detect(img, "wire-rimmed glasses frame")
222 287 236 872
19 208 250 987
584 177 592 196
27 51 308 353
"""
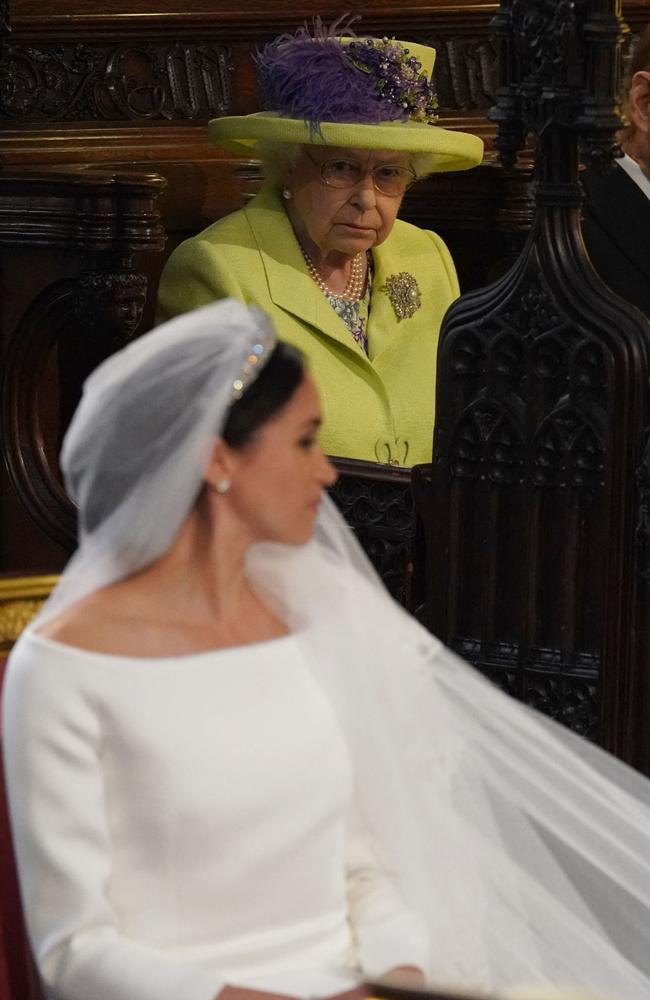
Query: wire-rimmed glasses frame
303 149 416 198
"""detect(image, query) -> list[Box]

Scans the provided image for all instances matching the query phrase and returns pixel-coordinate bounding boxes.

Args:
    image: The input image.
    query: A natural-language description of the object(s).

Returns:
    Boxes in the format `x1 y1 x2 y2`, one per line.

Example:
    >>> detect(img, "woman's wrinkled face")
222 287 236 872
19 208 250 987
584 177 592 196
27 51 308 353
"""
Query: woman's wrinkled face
284 145 411 259
219 375 337 546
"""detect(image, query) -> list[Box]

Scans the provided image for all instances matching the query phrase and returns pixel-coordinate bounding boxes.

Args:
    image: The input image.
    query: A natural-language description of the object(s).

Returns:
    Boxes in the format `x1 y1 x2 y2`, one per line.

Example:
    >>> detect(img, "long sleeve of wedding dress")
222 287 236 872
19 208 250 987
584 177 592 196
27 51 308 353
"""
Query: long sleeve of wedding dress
345 805 429 978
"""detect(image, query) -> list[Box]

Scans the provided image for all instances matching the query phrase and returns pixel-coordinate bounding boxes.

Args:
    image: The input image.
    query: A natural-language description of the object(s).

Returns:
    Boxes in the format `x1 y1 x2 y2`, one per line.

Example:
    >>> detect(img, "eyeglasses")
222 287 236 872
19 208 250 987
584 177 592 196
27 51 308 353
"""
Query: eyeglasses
304 150 416 197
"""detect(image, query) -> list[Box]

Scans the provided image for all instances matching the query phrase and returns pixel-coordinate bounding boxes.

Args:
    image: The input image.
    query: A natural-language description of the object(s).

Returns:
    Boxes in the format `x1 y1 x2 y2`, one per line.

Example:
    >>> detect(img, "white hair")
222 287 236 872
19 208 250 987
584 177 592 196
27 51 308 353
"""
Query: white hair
256 142 302 184
408 151 434 180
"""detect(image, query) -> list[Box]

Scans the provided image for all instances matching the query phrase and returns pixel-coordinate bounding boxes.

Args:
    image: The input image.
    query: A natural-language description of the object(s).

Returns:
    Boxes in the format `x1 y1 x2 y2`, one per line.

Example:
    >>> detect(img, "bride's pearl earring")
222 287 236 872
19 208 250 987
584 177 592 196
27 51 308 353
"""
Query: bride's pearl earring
282 188 292 200
214 478 231 495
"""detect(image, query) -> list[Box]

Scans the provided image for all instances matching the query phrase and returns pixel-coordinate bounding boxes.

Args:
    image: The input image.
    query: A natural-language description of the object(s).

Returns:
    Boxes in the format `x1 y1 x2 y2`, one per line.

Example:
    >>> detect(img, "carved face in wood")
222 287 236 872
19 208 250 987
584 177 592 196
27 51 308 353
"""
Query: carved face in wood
107 281 147 344
74 273 147 348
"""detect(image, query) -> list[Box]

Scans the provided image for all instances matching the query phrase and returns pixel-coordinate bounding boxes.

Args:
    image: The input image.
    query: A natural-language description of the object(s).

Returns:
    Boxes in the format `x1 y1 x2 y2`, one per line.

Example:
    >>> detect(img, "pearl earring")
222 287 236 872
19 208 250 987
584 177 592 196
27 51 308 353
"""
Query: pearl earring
214 478 231 495
282 187 292 200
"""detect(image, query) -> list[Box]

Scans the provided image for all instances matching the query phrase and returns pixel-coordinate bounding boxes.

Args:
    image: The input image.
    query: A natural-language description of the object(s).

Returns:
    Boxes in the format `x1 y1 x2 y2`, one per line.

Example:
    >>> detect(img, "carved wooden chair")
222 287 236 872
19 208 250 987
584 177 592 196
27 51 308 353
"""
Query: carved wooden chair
0 656 43 1000
330 457 424 615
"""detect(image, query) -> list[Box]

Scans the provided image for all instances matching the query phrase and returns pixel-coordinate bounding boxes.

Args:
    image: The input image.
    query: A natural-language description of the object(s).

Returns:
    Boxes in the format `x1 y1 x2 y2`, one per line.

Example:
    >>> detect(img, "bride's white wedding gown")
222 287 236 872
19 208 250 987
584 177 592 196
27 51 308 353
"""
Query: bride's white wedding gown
3 628 428 1000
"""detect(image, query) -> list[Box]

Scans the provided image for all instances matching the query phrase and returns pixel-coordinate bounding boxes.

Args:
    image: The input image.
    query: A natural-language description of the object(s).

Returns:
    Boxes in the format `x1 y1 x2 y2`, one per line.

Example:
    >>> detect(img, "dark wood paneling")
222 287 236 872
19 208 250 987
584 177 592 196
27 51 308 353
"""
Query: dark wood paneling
0 168 166 570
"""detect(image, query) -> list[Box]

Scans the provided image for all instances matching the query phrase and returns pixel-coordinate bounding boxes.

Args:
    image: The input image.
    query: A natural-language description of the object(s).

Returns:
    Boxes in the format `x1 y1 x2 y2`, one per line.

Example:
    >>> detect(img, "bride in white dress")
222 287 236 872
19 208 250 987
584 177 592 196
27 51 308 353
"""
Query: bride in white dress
5 300 650 1000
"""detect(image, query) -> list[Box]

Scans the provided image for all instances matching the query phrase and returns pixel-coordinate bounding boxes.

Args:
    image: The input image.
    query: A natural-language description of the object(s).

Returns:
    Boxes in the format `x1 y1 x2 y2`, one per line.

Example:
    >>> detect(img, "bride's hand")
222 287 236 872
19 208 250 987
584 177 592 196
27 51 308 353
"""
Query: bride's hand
217 967 426 1000
325 986 371 1000
326 969 426 1000
375 966 426 988
217 987 299 1000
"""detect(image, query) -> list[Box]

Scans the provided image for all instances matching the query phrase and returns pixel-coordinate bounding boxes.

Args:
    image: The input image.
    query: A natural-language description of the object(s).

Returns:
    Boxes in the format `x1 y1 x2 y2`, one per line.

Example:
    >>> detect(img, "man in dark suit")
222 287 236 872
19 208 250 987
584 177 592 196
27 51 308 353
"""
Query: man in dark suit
581 26 650 317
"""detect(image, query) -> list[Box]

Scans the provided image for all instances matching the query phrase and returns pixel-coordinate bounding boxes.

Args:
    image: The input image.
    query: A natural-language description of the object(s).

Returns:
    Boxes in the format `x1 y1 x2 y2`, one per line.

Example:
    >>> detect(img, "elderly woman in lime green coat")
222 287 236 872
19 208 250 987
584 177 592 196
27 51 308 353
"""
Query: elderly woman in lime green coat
157 28 482 467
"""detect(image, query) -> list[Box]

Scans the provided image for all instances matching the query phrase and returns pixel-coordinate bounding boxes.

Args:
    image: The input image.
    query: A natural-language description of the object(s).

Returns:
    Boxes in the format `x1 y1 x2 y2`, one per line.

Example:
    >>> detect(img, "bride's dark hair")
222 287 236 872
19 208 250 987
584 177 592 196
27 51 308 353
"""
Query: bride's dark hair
222 341 305 448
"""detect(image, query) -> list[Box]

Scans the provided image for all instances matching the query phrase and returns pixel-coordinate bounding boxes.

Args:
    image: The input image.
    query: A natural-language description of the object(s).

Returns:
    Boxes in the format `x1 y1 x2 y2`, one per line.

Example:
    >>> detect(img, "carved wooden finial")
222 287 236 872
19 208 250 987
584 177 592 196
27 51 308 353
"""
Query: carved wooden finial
490 0 626 173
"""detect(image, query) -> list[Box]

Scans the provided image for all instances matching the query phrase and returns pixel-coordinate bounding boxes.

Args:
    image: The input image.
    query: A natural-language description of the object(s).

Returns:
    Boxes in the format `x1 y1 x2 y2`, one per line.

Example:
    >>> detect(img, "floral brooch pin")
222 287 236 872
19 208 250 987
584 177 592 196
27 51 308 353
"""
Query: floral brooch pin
380 272 422 322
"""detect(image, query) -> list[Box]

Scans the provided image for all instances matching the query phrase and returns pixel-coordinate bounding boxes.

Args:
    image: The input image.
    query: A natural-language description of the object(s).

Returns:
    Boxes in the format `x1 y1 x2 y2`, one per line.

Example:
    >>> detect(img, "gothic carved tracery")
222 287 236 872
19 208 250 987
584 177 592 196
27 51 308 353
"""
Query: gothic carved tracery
0 41 231 121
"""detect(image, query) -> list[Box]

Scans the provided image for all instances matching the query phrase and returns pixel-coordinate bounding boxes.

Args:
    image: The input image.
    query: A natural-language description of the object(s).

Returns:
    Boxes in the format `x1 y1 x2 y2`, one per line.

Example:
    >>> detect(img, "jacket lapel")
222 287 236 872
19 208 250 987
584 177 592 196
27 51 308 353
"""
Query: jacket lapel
583 163 650 286
368 232 423 364
243 184 371 365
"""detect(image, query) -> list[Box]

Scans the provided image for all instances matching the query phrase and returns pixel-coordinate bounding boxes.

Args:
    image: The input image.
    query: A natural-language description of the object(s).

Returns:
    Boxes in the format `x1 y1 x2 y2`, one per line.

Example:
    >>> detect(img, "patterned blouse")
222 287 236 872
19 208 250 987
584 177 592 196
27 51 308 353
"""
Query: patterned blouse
323 255 373 356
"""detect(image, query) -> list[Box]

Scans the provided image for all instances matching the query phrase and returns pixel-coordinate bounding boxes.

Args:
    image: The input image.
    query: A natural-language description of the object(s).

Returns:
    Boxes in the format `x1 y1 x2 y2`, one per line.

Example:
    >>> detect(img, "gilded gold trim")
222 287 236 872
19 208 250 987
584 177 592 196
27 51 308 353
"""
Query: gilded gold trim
0 575 59 601
0 576 59 651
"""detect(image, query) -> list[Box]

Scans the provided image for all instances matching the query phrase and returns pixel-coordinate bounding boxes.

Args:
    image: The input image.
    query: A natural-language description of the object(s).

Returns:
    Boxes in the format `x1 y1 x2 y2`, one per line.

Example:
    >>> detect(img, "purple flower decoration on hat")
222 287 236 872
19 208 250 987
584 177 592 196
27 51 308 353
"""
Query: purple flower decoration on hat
256 18 438 131
348 37 439 125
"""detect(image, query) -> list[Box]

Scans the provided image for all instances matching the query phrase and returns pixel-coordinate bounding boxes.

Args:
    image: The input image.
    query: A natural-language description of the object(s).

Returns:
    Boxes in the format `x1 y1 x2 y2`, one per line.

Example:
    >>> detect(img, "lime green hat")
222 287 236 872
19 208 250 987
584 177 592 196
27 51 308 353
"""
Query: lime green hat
209 28 483 174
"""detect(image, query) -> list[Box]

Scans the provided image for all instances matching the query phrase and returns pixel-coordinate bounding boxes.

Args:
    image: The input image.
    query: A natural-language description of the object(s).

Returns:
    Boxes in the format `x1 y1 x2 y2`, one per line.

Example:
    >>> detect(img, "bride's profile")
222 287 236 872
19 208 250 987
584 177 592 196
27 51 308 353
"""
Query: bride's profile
4 299 650 1000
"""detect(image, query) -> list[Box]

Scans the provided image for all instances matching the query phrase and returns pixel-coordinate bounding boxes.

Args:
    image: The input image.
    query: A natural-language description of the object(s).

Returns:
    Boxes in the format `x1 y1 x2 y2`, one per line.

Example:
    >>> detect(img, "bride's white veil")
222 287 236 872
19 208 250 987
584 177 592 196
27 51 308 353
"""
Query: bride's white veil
249 510 650 999
32 299 277 629
31 300 650 999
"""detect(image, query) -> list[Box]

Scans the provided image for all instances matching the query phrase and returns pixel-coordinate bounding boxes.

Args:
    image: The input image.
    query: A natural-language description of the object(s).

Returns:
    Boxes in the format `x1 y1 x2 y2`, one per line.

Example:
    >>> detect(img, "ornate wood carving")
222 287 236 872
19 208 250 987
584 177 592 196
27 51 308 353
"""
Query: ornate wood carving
0 168 166 557
74 270 147 347
419 0 650 767
0 4 501 159
0 0 641 170
0 41 231 121
0 168 166 247
329 459 423 614
430 33 498 111
0 31 499 124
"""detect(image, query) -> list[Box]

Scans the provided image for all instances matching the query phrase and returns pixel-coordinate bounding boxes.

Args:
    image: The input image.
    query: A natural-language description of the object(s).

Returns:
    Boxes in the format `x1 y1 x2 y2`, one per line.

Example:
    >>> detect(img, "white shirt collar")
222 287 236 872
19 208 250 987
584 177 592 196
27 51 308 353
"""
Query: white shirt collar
617 153 650 201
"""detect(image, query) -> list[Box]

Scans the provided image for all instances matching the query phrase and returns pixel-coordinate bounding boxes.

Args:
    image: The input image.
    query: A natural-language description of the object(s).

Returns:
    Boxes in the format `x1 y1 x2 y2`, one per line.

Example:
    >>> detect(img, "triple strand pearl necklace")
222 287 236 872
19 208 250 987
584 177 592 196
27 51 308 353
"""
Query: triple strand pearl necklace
300 247 366 301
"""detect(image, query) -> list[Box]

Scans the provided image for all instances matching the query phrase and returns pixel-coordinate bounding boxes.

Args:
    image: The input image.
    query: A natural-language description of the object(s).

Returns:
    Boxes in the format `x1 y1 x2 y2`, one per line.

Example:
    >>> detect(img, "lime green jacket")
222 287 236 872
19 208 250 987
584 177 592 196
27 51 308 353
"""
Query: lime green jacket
157 183 459 466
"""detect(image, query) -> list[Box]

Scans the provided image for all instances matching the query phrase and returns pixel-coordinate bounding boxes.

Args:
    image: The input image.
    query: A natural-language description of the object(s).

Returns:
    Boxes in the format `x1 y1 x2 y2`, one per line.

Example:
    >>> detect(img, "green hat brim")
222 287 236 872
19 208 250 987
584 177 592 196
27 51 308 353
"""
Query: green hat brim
209 112 484 174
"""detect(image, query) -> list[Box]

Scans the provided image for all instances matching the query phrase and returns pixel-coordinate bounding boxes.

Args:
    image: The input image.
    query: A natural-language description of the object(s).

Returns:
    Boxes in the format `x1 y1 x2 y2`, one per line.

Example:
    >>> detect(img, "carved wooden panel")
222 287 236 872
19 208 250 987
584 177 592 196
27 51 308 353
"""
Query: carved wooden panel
0 41 231 122
0 168 166 569
330 459 423 614
421 0 650 770
0 29 499 123
0 0 504 191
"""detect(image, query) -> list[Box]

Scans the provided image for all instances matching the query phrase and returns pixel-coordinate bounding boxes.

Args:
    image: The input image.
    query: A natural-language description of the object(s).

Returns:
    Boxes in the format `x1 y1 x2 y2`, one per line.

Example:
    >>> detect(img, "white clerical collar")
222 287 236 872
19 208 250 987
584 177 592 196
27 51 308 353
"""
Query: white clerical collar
617 153 650 201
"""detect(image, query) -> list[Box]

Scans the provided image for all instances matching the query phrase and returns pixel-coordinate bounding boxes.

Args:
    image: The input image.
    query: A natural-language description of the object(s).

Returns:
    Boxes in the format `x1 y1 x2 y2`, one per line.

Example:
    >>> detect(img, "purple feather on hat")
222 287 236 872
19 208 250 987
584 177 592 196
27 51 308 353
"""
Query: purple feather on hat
256 16 408 129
